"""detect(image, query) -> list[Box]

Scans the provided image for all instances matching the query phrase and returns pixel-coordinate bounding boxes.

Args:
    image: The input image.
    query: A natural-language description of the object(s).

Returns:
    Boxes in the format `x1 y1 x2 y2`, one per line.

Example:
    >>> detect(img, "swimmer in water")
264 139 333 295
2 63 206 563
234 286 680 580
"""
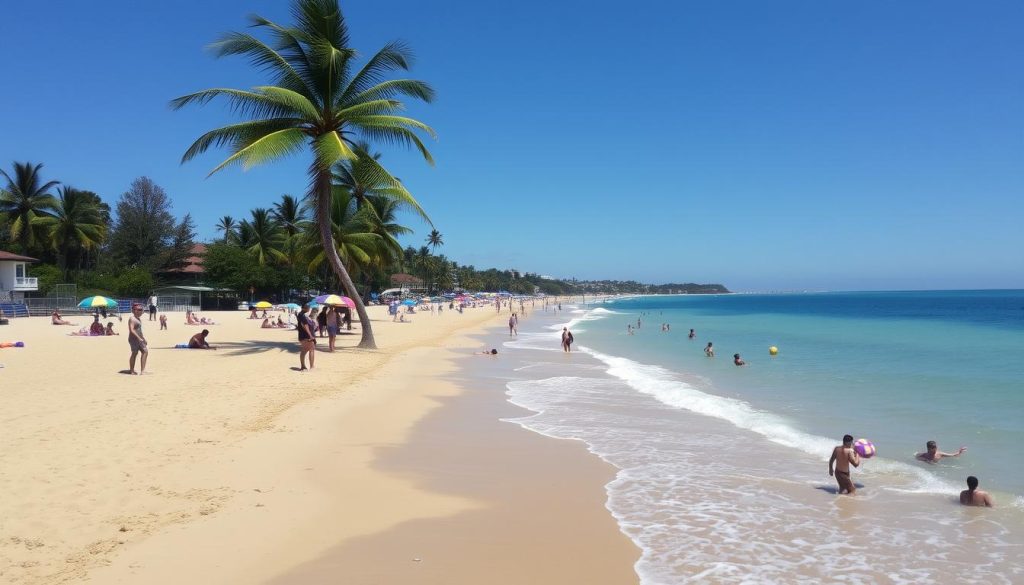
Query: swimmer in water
733 353 745 366
916 441 966 463
705 342 714 357
959 476 994 507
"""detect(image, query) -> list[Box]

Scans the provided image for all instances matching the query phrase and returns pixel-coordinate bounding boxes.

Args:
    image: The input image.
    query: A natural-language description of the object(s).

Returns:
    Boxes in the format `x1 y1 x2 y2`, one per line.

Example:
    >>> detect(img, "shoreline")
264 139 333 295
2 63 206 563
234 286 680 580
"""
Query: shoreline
269 318 639 584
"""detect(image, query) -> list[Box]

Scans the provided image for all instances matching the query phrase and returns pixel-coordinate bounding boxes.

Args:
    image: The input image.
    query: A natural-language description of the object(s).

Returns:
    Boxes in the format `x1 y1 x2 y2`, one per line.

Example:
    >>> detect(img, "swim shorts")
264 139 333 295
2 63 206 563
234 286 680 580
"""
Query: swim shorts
835 470 854 493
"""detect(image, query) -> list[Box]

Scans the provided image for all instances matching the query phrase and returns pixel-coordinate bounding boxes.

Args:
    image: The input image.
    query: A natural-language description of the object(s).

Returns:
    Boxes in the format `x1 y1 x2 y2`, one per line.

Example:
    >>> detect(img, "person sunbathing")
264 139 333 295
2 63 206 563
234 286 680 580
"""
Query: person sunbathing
89 316 104 336
261 317 273 329
51 310 75 326
276 316 287 328
186 311 199 325
105 322 119 335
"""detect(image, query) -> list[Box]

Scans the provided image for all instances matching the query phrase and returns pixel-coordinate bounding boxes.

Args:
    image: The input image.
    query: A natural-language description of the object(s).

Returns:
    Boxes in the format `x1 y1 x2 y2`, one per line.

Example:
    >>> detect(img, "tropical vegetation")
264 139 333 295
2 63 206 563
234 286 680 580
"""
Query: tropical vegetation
171 0 436 348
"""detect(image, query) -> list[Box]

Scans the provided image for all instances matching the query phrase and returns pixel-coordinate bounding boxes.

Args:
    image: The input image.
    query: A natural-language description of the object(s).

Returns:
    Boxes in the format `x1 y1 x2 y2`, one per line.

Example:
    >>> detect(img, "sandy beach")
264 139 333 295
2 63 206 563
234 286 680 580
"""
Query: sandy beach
0 301 636 584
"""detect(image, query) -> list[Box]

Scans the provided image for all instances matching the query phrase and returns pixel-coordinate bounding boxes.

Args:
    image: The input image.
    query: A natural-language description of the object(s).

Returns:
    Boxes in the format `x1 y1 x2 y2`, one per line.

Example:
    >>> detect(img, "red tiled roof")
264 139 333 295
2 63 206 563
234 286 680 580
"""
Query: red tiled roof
0 251 38 262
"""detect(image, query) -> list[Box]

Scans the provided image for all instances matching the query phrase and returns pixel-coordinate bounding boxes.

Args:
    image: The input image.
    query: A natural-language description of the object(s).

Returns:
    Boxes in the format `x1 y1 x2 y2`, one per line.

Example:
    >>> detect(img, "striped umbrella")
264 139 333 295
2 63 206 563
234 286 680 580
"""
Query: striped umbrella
315 294 349 306
78 295 118 309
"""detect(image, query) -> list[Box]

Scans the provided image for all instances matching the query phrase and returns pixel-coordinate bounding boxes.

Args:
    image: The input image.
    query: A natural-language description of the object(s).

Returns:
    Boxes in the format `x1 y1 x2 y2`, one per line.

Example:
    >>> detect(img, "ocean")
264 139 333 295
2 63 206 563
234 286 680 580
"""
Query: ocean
499 291 1024 584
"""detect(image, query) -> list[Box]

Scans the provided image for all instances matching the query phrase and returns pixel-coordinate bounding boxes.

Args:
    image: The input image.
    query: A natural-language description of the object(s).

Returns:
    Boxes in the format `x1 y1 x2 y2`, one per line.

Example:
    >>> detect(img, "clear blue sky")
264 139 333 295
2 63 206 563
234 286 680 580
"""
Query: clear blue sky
2 1 1021 291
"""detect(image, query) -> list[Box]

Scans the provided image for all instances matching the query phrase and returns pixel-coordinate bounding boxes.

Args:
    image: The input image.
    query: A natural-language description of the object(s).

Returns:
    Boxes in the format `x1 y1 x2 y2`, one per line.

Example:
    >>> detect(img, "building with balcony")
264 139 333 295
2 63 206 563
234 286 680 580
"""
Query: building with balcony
0 251 39 302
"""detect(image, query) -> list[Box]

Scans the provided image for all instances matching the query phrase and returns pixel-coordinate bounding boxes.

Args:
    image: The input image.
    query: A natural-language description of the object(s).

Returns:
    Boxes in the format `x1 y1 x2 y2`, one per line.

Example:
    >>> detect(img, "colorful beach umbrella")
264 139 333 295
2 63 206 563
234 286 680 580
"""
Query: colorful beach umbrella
401 299 417 306
314 294 344 306
338 296 356 308
78 295 117 309
254 301 273 309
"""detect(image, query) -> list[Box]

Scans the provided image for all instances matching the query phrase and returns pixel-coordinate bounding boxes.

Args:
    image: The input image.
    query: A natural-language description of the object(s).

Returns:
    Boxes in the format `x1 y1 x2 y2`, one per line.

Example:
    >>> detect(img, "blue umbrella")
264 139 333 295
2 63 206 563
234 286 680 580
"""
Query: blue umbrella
284 303 301 310
402 299 417 306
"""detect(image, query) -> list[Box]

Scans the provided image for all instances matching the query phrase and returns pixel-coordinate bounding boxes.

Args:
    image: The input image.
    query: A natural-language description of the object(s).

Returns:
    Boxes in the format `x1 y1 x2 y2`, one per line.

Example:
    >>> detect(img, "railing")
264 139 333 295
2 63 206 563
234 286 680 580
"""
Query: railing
14 276 38 289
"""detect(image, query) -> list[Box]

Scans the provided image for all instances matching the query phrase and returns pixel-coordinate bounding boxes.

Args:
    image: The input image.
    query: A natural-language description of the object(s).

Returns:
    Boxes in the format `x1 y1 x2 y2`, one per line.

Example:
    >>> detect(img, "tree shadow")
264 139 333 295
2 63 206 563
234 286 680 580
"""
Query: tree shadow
213 339 300 357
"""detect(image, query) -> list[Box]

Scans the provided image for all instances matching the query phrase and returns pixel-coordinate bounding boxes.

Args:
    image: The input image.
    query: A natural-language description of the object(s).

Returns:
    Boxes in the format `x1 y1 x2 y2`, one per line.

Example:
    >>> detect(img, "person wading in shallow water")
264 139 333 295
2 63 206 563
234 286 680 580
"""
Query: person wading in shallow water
828 434 861 495
561 327 574 352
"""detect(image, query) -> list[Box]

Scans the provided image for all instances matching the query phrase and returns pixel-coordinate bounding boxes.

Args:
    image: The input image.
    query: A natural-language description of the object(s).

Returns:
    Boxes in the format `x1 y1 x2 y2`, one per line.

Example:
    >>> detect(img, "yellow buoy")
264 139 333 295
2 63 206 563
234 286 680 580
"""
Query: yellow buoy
769 346 778 356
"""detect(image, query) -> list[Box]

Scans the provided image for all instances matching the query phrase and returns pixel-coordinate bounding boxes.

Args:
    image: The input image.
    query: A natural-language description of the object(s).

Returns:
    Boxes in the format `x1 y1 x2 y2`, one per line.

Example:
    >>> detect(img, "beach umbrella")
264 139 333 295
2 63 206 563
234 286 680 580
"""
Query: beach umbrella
307 301 320 309
314 293 345 306
402 299 417 306
338 296 356 308
283 303 301 310
254 301 273 309
78 295 118 309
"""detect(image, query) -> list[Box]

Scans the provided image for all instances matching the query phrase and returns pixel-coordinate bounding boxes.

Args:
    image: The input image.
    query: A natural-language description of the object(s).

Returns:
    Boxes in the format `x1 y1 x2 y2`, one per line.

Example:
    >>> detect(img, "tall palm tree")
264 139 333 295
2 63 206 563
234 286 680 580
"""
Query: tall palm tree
216 215 238 244
0 161 59 254
426 228 443 251
172 0 436 349
239 208 285 265
35 186 106 275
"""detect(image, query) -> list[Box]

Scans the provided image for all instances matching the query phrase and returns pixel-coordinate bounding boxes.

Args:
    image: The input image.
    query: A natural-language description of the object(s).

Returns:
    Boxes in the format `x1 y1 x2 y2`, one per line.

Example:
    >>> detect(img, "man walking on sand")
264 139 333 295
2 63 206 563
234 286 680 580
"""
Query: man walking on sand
148 292 158 321
829 434 861 495
128 303 148 374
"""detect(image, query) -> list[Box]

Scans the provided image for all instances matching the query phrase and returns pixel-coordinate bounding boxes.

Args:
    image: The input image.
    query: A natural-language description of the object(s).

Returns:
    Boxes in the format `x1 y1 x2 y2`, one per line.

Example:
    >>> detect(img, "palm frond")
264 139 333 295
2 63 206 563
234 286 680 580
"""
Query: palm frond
312 130 355 171
208 31 312 98
180 118 304 163
208 128 308 175
349 79 435 105
169 88 309 121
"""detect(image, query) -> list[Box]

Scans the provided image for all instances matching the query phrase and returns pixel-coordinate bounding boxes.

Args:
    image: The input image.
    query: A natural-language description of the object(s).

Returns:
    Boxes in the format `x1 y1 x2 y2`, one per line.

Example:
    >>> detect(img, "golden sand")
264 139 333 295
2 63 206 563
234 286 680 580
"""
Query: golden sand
0 301 636 584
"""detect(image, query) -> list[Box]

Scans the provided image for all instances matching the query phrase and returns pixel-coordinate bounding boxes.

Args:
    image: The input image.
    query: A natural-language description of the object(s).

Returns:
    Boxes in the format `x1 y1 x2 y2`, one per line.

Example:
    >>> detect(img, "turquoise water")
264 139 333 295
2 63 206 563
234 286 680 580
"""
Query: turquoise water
500 291 1024 583
582 291 1024 496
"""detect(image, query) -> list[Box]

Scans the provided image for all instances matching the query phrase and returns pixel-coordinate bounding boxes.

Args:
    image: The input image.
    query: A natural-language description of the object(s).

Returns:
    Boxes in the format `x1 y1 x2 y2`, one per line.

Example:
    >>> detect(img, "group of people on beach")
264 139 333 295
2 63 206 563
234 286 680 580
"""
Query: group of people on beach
829 435 992 507
69 314 118 337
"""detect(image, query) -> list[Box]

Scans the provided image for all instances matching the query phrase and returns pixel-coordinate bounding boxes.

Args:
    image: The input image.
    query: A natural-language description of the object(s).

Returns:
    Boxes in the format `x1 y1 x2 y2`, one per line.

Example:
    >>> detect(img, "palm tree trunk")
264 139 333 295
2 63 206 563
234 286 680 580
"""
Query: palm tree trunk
315 168 377 349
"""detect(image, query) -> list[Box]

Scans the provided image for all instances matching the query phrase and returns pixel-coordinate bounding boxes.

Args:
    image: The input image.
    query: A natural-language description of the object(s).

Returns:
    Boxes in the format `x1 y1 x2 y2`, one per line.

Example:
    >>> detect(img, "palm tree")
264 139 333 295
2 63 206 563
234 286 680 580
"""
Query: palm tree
0 162 59 254
216 215 238 244
172 0 436 349
272 194 307 238
239 208 285 265
363 193 412 268
35 186 106 275
303 187 381 279
333 143 429 220
426 228 443 251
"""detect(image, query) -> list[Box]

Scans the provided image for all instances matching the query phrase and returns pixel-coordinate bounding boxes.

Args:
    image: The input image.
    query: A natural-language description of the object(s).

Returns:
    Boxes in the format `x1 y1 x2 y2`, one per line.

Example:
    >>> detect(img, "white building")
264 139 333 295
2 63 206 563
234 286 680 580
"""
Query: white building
0 251 39 302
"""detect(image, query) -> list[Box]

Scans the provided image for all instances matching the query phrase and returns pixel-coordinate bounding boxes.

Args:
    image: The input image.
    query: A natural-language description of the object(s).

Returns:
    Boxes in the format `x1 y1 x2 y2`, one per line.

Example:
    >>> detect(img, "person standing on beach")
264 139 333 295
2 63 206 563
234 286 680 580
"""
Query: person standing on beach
561 327 574 352
960 476 994 507
148 293 158 321
829 434 861 495
297 304 316 371
916 441 967 463
127 303 148 374
509 313 518 336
